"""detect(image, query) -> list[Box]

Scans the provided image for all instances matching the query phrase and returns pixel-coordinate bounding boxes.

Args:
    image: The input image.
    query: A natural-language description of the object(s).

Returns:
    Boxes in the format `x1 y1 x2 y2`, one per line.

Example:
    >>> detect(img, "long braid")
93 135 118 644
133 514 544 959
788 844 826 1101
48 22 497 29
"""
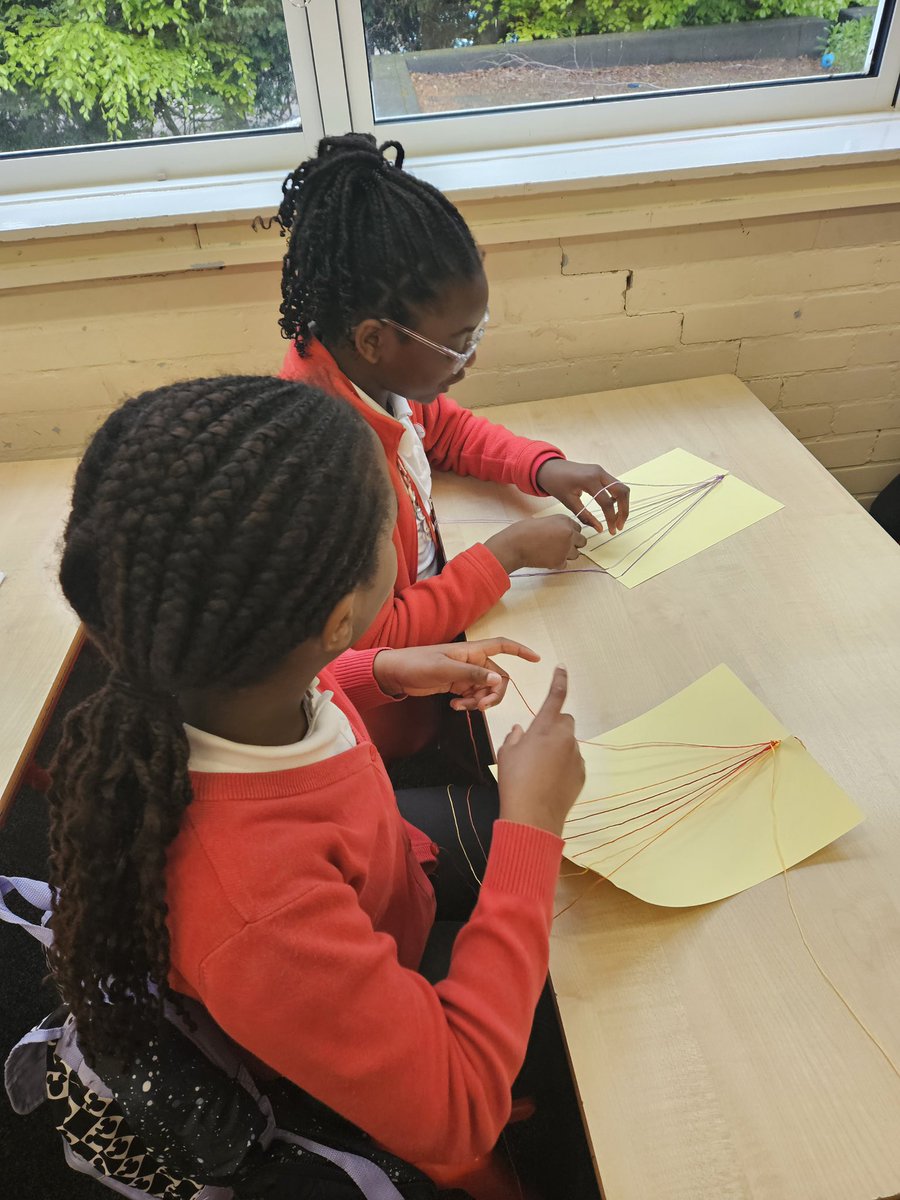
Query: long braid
271 133 483 353
49 376 390 1065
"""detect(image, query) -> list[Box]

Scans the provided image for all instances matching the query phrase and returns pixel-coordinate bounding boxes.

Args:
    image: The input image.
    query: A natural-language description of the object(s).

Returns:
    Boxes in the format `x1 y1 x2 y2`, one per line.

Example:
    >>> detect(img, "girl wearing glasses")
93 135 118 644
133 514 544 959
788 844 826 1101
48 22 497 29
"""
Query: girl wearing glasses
274 133 629 657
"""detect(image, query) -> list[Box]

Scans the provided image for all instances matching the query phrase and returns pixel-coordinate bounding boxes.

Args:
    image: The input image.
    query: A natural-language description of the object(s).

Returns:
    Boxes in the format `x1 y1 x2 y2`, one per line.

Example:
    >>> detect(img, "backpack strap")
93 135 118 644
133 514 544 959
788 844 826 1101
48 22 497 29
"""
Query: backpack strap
0 875 54 947
0 879 420 1199
275 1130 408 1200
5 1008 68 1115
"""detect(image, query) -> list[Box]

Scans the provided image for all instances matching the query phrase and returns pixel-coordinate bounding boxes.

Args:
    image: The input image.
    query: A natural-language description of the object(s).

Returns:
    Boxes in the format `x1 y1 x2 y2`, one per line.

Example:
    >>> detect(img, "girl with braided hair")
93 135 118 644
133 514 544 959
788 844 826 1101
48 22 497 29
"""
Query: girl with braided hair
274 132 630 656
48 374 585 1180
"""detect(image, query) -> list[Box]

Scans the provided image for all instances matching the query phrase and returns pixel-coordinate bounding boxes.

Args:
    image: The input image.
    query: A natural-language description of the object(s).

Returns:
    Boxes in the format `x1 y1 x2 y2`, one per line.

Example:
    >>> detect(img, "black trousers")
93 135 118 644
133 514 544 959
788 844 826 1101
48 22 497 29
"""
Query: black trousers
395 786 599 1200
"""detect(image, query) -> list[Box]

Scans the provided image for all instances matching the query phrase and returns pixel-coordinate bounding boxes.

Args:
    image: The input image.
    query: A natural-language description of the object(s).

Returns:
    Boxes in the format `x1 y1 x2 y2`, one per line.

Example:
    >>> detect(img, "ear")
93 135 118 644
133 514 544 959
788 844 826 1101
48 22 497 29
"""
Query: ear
352 318 389 367
320 592 357 655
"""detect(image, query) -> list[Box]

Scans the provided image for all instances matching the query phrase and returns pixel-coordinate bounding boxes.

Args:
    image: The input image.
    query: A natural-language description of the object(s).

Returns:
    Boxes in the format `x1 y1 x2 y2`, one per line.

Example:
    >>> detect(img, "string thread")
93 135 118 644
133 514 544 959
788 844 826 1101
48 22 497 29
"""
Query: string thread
768 749 900 1082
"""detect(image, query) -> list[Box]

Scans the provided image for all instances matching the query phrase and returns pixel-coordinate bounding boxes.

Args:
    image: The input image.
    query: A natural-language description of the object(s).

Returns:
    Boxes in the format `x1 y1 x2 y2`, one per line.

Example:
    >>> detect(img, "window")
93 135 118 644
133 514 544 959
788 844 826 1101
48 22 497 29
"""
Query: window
340 0 900 153
0 1 322 192
0 1 302 152
1 0 898 199
359 1 889 121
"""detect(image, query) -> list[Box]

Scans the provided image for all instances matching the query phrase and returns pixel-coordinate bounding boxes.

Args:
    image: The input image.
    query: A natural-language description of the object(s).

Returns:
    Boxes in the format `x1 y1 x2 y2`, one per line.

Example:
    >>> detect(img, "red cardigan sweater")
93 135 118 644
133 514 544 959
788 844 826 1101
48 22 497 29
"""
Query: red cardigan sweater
281 340 563 649
166 648 563 1167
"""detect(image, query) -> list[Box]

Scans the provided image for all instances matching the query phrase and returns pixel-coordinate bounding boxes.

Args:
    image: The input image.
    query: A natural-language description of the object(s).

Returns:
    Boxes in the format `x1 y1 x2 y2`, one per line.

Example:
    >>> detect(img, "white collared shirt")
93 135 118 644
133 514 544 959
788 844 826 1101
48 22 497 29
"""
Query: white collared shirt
352 384 438 580
185 681 356 773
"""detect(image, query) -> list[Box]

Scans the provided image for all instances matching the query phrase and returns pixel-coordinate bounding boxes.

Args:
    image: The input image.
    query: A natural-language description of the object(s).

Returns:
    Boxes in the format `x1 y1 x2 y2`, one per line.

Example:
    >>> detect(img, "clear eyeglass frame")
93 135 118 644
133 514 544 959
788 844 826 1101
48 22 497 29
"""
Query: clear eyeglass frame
379 310 489 374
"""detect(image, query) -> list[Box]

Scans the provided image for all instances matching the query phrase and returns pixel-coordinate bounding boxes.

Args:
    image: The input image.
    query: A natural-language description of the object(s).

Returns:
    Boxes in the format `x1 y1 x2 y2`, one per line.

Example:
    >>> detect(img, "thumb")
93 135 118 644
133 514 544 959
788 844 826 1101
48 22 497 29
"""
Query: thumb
503 724 525 749
534 665 568 723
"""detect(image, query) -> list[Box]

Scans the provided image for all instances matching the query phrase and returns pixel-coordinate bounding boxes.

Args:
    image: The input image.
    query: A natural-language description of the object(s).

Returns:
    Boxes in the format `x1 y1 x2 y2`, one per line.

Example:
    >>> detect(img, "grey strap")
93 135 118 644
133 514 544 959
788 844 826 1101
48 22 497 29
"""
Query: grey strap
0 876 54 947
275 1130 408 1200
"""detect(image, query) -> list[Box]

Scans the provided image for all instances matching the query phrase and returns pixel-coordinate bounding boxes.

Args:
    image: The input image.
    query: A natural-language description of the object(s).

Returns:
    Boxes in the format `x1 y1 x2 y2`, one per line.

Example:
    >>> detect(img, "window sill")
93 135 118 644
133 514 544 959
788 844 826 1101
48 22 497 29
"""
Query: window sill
1 111 898 244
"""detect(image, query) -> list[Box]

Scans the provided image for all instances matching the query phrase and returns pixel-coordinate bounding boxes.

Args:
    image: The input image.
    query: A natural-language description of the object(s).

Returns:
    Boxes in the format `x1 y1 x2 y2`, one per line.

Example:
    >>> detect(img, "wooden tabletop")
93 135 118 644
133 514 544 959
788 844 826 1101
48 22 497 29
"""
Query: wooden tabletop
433 375 900 1200
0 457 81 818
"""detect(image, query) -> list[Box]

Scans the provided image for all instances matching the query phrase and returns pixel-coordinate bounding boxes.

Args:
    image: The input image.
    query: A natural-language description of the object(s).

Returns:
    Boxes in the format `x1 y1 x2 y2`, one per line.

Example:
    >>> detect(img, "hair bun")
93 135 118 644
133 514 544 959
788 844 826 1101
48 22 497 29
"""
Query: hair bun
315 133 405 172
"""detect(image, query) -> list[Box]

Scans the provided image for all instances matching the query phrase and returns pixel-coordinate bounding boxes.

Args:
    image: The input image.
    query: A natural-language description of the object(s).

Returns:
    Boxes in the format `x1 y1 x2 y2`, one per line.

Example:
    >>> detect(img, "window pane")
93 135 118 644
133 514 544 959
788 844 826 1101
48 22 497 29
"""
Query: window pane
0 1 300 155
360 1 884 120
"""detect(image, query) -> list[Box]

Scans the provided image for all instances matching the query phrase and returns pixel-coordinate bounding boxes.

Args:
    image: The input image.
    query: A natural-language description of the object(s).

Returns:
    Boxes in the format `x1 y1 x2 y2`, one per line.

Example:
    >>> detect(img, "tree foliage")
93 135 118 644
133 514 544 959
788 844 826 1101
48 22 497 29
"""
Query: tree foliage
1 0 850 153
0 0 295 151
479 0 841 38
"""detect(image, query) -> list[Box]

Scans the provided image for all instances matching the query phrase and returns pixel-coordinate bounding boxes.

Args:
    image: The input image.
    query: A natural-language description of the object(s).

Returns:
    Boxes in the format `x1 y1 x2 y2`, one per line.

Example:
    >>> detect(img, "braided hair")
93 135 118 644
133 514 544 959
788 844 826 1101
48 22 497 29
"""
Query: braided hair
49 375 390 1064
272 132 484 354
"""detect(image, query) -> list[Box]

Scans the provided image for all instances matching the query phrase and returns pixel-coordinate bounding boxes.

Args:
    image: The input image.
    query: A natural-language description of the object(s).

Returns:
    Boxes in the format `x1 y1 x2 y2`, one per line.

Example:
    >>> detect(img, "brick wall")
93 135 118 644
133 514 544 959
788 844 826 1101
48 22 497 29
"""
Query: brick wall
1 173 898 508
459 205 900 510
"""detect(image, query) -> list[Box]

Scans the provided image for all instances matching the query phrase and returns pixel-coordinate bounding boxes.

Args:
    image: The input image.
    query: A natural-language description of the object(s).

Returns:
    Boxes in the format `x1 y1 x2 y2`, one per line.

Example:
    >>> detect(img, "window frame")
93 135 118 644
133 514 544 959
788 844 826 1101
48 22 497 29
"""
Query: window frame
0 0 323 194
0 0 898 213
336 0 900 154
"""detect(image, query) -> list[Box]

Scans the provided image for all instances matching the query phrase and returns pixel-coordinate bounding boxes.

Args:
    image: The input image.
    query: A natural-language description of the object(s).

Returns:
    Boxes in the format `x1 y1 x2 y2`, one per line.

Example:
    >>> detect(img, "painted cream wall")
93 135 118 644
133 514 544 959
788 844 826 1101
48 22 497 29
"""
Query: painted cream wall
1 160 898 508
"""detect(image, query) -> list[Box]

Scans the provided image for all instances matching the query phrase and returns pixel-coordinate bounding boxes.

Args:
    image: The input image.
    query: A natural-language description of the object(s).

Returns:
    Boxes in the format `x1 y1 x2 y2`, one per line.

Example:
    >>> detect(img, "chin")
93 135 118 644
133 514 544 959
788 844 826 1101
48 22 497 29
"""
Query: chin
412 374 462 404
429 373 464 400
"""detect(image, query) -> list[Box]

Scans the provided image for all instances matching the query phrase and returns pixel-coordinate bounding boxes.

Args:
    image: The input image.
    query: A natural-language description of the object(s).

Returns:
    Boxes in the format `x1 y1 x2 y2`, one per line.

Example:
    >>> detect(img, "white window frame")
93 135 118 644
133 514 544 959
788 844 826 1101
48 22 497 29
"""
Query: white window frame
0 0 898 229
335 0 900 154
0 0 323 194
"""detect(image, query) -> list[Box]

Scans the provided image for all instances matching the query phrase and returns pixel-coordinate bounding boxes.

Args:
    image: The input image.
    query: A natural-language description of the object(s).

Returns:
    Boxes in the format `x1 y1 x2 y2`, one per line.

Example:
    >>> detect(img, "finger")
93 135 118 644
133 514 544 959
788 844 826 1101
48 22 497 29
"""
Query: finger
613 482 630 530
570 499 605 537
446 662 503 692
534 665 568 723
470 638 541 663
481 662 509 704
503 724 525 748
598 495 619 536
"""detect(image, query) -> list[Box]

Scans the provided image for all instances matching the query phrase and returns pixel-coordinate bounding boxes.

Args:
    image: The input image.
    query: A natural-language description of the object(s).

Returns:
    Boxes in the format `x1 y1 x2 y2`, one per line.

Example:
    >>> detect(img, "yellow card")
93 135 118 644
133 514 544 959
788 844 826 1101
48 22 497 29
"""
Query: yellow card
574 448 783 588
492 665 863 907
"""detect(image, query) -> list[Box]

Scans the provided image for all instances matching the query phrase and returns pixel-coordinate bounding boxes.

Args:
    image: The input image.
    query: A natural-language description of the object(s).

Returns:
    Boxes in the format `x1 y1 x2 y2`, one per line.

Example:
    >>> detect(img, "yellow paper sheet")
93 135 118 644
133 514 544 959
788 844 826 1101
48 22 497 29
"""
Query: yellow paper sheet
492 665 863 907
572 448 783 588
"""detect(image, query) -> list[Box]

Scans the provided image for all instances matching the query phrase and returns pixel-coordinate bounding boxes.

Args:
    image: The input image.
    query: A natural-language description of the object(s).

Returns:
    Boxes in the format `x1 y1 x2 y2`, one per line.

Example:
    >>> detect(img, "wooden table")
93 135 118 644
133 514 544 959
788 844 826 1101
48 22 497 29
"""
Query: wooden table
434 375 900 1200
0 458 81 819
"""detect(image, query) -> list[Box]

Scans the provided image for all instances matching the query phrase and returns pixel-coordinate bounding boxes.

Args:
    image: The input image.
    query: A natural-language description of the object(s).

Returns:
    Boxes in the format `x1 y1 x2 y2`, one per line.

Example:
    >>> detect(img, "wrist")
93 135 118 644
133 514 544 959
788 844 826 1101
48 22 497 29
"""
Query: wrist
499 810 565 838
372 650 405 698
485 528 524 575
534 456 566 496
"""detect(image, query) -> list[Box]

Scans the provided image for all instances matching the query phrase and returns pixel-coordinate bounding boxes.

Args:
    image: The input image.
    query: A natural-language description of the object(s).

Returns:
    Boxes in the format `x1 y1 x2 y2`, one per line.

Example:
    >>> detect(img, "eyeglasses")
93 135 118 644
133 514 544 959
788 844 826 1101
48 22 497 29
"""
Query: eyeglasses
379 310 489 374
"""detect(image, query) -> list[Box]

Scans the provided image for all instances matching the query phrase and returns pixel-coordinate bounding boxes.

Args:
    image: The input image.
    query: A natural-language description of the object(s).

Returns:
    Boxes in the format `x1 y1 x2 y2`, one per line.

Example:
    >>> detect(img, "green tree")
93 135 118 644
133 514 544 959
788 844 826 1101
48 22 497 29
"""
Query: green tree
0 0 296 152
479 0 841 37
360 0 501 52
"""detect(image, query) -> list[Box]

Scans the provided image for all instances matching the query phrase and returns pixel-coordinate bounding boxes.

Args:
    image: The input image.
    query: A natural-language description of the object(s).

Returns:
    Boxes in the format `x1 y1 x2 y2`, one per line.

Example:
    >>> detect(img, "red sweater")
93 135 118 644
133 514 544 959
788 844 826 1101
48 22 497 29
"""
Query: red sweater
166 648 563 1166
281 341 563 649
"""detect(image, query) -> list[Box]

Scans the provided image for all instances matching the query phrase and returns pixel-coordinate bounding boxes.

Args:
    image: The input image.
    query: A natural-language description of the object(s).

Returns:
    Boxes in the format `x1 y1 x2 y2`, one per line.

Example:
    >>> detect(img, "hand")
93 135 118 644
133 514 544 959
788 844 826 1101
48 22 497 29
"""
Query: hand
373 639 540 712
536 458 630 536
496 666 585 837
484 515 586 574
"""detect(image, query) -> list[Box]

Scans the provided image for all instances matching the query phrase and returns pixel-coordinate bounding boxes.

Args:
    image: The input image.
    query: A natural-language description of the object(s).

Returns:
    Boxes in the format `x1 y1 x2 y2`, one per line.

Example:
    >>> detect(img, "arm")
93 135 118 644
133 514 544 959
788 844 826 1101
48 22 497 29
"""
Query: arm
197 821 562 1166
423 396 631 533
352 543 511 650
421 394 563 496
329 648 401 710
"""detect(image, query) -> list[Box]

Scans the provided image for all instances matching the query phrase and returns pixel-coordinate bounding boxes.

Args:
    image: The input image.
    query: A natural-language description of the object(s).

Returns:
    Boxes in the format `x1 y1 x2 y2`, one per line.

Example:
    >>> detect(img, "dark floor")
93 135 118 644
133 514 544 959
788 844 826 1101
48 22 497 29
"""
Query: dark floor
0 643 599 1199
